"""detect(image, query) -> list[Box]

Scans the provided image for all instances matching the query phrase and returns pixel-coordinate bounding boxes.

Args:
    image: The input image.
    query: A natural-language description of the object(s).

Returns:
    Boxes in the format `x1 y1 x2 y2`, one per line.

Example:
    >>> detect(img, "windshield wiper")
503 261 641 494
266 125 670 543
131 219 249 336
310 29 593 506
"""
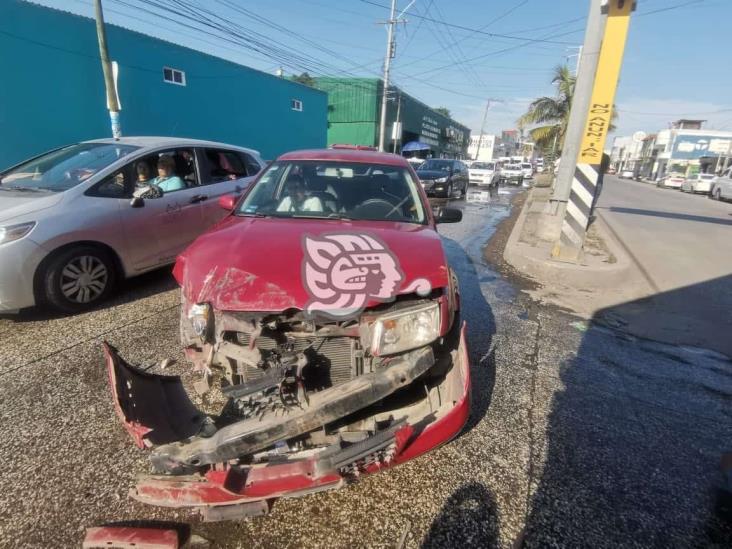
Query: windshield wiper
235 211 268 218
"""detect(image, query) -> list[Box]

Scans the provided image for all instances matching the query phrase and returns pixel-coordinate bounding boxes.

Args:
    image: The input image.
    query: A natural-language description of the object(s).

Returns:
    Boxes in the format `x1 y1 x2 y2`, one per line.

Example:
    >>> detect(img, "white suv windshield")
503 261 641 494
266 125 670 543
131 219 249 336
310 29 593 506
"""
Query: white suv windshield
1 143 138 192
238 161 427 224
471 162 494 170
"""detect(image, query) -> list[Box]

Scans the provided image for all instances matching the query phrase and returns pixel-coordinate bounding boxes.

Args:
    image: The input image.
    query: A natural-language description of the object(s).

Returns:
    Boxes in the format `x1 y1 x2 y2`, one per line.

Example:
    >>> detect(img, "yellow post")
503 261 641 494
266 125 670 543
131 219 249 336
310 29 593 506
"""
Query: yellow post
554 0 635 261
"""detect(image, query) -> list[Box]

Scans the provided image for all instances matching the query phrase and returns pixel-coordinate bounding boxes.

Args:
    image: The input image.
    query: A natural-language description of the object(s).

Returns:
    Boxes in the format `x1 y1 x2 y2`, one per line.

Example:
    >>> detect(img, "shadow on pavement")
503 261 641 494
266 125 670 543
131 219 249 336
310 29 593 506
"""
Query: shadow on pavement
604 206 732 226
594 274 732 358
1 267 178 323
522 277 732 547
422 482 501 549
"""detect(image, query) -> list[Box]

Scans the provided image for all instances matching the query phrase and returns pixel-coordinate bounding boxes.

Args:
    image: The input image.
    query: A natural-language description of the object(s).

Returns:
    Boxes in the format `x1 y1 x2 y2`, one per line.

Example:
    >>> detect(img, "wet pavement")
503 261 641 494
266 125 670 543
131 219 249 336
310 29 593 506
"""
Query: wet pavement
1 186 731 547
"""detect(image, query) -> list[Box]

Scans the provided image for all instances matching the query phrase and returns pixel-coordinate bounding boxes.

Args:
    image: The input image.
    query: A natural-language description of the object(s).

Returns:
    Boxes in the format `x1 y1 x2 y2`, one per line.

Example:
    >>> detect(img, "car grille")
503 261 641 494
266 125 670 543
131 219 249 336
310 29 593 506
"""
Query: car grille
233 332 359 387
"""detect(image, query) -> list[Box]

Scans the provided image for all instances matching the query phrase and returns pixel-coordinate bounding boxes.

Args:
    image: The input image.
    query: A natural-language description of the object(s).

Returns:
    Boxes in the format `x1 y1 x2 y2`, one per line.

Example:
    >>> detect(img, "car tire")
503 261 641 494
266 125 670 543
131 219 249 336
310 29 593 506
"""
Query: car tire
460 183 466 198
41 245 117 313
715 188 722 201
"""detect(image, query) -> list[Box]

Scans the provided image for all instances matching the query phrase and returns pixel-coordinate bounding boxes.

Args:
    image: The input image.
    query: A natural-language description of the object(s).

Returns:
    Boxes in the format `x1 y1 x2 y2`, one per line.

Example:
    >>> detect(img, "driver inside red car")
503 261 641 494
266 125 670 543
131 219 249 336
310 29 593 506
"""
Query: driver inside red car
276 174 323 213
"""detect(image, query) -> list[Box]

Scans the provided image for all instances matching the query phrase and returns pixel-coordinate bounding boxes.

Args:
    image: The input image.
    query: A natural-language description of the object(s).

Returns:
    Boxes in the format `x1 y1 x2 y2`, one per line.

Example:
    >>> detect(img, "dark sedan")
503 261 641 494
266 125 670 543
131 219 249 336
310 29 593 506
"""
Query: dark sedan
416 159 469 198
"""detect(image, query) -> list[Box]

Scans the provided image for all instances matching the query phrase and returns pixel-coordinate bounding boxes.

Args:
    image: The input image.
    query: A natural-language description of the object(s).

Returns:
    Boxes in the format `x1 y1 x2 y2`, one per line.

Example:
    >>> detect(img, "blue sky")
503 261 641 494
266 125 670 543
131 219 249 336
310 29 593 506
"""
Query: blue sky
35 0 732 138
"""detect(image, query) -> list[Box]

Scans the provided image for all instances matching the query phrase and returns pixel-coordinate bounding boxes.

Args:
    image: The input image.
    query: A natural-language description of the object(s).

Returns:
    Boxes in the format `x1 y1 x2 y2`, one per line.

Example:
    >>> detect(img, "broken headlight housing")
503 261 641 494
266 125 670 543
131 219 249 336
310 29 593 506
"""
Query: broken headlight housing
368 302 440 356
188 302 212 339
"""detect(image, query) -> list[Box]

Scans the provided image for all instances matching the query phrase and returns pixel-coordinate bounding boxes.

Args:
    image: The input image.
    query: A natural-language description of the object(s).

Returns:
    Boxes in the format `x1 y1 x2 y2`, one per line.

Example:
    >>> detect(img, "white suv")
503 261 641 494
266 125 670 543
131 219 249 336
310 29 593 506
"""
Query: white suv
710 168 732 201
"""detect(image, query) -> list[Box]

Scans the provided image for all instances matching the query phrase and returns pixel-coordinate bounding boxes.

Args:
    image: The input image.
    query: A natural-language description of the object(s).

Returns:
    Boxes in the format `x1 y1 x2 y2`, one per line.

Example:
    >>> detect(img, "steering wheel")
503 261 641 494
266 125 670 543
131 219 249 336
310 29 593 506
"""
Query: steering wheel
353 198 402 220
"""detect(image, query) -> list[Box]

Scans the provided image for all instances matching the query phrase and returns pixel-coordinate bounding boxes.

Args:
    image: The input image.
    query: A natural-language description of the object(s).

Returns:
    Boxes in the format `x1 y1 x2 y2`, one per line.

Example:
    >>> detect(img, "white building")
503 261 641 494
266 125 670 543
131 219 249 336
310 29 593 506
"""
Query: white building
467 134 496 161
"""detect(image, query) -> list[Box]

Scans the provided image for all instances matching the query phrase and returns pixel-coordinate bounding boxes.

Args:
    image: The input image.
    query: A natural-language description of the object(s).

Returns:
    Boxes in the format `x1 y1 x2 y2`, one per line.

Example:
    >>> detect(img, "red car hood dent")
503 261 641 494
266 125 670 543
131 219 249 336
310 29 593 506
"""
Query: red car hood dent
174 217 449 312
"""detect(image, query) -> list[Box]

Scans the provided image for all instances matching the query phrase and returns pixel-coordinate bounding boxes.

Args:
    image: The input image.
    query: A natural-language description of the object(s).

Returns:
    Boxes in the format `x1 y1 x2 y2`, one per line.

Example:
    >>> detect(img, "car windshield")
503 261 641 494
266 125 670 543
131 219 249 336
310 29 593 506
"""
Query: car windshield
419 159 452 172
507 164 521 170
471 162 494 170
0 143 138 192
522 163 532 169
237 160 426 224
699 174 714 180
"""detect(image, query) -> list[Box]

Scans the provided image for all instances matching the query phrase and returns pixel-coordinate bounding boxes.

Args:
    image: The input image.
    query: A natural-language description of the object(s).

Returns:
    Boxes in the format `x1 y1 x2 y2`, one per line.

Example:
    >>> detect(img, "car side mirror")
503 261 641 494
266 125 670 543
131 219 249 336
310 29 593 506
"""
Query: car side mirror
436 207 462 224
130 197 144 208
218 194 237 211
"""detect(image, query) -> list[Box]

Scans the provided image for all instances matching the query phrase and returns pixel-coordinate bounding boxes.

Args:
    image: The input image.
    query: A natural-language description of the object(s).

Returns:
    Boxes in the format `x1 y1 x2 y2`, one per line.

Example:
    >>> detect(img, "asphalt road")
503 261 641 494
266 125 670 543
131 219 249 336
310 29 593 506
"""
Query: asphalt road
596 176 732 355
0 185 730 547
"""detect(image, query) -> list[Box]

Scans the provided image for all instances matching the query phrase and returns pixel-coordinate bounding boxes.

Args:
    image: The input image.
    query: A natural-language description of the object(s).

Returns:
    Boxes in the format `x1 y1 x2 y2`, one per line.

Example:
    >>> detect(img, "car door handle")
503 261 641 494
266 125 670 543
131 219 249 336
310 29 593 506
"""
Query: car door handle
190 194 208 204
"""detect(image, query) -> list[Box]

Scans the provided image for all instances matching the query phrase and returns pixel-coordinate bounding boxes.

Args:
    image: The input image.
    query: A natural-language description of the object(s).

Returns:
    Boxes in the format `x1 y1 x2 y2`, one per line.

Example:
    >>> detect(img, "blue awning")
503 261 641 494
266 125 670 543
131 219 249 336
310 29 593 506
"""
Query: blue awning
401 141 431 152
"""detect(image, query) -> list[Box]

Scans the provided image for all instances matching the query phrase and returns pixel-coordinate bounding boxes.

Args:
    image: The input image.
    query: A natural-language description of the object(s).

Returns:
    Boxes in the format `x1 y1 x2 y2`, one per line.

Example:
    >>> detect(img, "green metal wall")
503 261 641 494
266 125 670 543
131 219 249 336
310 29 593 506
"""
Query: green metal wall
0 1 327 168
315 78 379 147
315 77 470 156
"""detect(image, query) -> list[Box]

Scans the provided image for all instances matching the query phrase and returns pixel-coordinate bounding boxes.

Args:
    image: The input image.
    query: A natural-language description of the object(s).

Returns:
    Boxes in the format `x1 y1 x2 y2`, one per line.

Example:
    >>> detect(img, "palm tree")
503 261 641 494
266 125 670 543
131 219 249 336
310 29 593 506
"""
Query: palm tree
518 64 616 157
518 65 575 154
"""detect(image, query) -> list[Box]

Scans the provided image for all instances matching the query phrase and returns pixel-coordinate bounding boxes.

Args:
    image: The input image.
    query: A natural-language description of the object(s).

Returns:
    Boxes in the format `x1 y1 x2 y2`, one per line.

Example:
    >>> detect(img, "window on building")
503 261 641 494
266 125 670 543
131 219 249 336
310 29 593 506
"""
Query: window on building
163 67 186 86
291 99 303 111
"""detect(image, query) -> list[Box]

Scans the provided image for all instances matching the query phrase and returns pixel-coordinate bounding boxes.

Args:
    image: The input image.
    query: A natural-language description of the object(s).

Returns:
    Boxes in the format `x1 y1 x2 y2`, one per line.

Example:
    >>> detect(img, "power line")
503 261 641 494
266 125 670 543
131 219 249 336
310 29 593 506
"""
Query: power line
358 0 576 45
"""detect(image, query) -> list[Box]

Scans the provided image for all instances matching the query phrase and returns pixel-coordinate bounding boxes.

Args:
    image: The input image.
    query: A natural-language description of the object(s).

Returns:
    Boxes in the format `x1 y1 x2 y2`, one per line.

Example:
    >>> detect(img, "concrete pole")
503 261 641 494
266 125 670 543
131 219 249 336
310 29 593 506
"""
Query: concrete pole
392 92 402 154
94 0 121 138
474 100 490 161
377 0 397 152
551 0 605 207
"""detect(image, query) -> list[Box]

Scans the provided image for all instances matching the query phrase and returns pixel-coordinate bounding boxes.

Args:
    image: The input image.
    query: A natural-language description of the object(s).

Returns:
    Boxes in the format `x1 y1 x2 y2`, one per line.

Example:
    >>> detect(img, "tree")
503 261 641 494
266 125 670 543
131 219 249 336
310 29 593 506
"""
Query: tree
433 107 451 119
518 64 616 155
291 72 315 87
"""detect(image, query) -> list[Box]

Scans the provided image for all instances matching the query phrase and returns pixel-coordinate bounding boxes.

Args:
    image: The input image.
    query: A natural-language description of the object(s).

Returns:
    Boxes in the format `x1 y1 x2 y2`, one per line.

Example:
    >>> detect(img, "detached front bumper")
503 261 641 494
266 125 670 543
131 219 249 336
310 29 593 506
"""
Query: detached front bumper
103 324 470 520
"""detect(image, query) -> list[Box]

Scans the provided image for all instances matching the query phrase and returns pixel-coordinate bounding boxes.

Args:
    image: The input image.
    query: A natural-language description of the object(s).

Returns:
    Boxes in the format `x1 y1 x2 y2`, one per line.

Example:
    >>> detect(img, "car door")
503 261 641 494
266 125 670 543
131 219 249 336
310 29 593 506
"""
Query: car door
721 168 732 199
197 148 261 227
120 148 207 270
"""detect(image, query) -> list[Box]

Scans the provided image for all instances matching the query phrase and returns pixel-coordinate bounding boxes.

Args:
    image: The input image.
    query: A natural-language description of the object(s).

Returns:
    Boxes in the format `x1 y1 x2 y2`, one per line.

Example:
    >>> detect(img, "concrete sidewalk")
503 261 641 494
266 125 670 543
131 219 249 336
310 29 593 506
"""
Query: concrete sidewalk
502 184 654 320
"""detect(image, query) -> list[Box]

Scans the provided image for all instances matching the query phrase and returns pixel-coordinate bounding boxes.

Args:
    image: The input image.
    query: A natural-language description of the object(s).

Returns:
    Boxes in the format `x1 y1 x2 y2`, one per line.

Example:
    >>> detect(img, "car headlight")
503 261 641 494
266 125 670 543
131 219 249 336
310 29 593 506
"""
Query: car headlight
367 302 440 356
435 177 448 183
0 222 35 245
188 302 212 338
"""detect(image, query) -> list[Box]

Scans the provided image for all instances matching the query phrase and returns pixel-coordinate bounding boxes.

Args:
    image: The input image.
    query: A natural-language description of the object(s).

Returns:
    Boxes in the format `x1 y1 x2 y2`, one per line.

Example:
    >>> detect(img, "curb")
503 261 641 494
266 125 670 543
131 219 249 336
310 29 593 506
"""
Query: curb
503 189 636 290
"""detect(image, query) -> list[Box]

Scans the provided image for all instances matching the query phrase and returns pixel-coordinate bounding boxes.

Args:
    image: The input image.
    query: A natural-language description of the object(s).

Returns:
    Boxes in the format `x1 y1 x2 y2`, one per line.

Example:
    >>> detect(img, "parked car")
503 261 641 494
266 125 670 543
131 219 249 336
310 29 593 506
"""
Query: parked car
619 169 634 179
416 158 469 198
657 173 685 189
501 163 524 185
468 161 500 188
680 173 715 194
103 148 471 520
607 167 617 175
521 162 534 180
0 137 264 313
710 167 732 201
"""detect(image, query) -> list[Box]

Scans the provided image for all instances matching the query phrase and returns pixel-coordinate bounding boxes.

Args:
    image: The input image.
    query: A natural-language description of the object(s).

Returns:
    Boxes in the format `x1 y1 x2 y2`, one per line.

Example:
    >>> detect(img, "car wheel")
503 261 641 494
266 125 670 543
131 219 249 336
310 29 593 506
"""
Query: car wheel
460 183 466 198
715 188 722 201
42 245 117 313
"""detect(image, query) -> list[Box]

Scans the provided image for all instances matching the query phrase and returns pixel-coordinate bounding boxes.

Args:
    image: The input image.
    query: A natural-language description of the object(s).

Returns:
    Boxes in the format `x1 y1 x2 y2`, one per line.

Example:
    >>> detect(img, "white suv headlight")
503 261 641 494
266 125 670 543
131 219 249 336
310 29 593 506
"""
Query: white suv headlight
367 302 440 356
0 222 35 245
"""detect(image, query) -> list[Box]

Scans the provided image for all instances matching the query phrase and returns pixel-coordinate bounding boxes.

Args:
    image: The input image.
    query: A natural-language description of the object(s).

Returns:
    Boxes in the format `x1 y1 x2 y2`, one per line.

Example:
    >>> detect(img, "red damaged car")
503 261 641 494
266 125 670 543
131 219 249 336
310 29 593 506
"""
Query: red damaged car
104 148 470 521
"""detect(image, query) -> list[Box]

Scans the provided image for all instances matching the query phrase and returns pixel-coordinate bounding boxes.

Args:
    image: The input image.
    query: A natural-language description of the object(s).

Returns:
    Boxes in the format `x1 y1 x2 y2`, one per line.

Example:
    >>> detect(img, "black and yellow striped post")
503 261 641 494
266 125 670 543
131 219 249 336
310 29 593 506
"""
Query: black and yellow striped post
553 0 635 261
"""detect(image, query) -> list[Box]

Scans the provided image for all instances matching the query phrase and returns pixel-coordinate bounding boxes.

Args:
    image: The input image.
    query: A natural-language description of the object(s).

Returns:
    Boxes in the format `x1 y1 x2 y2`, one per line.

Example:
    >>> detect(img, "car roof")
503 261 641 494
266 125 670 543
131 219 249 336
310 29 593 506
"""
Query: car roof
277 148 411 167
84 136 260 155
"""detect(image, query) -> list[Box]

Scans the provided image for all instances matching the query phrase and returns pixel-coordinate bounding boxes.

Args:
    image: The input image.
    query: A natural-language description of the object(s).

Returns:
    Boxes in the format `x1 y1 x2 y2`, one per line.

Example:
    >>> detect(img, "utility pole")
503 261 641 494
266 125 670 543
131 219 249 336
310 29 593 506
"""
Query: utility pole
551 0 605 207
566 45 583 76
553 0 636 261
94 0 121 138
392 92 402 153
378 0 398 152
475 100 491 161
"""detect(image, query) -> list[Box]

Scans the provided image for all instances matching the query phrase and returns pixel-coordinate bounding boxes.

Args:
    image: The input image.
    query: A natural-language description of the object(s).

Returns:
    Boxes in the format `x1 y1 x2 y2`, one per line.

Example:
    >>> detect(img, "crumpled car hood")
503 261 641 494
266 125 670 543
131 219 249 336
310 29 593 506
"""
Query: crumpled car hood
174 216 449 311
